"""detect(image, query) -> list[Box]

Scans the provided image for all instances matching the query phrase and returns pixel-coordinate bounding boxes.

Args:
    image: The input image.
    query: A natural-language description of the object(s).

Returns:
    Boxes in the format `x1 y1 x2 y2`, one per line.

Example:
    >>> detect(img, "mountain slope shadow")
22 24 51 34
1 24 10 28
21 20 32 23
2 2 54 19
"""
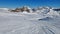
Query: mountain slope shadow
38 17 53 21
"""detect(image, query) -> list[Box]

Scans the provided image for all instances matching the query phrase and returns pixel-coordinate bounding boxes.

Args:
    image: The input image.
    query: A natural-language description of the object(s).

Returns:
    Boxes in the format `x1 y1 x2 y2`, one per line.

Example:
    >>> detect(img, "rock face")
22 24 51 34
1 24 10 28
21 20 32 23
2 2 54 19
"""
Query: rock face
21 6 31 12
11 8 22 12
11 6 31 13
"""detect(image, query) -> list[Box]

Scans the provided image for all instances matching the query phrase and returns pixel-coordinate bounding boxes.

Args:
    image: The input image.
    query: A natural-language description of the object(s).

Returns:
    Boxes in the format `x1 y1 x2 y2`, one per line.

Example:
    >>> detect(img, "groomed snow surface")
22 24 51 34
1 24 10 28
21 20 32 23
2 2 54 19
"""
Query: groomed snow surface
0 8 60 34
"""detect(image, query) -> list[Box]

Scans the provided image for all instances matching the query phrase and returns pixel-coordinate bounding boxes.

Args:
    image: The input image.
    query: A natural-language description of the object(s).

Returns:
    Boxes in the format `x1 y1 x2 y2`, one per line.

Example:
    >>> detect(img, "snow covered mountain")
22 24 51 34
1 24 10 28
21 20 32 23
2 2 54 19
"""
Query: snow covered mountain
0 8 9 10
0 7 60 34
0 8 9 13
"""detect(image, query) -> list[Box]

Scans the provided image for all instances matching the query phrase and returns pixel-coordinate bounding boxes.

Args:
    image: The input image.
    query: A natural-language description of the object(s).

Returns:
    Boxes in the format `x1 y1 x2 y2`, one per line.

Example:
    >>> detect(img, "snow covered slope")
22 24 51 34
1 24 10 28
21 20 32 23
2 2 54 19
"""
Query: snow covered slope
0 8 60 34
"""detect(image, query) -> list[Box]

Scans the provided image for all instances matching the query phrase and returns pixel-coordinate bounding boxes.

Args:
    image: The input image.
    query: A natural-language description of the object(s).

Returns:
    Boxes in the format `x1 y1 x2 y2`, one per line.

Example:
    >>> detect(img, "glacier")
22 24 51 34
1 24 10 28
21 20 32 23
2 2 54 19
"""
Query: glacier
0 8 60 34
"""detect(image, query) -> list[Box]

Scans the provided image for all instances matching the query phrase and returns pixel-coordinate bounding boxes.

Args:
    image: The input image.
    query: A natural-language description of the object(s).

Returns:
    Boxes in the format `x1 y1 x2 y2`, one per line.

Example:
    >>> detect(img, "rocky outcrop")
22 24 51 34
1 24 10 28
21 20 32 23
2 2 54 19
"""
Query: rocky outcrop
10 6 31 13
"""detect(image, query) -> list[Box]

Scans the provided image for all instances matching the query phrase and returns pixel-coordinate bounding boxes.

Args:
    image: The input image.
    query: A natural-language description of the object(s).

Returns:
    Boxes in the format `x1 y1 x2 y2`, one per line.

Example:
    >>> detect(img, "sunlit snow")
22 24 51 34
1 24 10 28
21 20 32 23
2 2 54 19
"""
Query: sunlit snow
0 8 60 34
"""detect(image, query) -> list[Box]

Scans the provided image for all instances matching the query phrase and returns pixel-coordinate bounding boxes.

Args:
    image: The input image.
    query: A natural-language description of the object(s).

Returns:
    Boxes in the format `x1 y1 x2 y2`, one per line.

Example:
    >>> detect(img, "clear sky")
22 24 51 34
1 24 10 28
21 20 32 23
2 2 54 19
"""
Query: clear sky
0 0 60 8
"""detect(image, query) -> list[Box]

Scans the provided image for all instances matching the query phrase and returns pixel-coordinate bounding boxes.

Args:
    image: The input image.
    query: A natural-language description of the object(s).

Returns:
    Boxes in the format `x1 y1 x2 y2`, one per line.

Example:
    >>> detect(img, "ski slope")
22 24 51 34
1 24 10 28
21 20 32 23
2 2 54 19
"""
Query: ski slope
0 8 60 34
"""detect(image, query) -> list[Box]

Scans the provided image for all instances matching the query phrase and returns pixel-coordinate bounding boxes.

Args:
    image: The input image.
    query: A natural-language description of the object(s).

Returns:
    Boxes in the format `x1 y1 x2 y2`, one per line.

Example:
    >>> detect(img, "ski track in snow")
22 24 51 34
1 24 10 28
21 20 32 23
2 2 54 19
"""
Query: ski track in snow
0 9 60 34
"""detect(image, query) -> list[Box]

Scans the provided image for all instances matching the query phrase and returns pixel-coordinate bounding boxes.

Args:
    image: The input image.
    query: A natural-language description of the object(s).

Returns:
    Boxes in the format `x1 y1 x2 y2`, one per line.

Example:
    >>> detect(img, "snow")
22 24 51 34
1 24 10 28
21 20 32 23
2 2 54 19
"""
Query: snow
0 8 60 34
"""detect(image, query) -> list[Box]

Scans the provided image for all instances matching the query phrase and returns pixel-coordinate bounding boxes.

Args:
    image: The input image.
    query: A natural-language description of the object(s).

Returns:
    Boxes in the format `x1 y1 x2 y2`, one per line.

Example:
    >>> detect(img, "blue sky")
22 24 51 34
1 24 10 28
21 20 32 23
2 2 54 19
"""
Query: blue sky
0 0 60 8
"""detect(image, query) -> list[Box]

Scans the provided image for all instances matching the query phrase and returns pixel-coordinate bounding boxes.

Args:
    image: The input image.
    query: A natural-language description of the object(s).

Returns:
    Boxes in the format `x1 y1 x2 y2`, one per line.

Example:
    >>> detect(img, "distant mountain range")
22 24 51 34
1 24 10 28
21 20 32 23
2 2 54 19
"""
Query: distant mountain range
0 6 60 15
